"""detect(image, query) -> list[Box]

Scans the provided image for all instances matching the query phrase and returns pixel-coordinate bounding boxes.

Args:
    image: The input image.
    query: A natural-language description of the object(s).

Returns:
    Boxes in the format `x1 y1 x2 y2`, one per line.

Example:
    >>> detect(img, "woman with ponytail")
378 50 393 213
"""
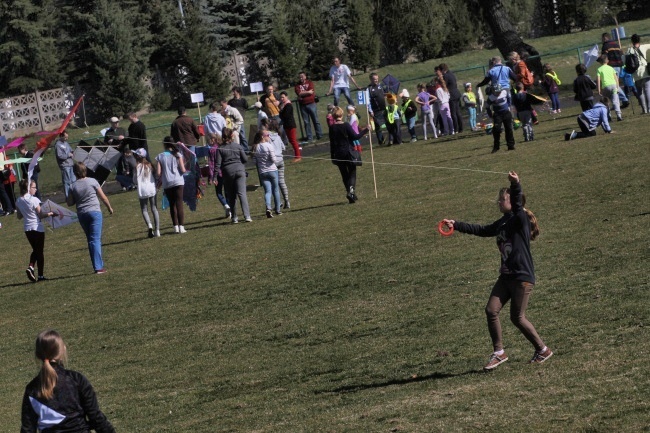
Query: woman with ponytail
21 330 115 432
442 171 551 371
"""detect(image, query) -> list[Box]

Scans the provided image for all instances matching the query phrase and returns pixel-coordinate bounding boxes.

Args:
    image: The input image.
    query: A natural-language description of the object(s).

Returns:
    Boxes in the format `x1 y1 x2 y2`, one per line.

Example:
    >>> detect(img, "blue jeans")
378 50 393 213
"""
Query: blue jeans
612 67 628 103
239 125 249 152
78 211 104 271
258 170 281 213
467 107 477 129
61 166 76 198
407 116 417 139
214 173 227 207
549 92 560 111
116 174 134 189
333 87 354 107
299 102 323 140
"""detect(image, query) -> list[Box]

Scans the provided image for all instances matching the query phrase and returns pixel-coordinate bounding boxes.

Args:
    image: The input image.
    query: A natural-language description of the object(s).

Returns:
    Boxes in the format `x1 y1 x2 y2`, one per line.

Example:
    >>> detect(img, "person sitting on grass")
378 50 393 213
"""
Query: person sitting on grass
565 96 613 141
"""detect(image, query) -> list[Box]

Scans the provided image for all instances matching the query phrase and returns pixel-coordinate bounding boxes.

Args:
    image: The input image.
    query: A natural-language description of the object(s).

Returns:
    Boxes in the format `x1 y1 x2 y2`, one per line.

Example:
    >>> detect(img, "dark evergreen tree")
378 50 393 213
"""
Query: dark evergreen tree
81 0 150 119
344 0 380 72
182 2 231 104
267 2 308 87
0 0 63 96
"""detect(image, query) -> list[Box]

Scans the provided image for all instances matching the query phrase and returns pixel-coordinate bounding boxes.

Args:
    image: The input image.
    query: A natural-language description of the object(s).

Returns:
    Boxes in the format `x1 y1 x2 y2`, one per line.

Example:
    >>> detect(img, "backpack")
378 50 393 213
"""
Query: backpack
625 51 640 74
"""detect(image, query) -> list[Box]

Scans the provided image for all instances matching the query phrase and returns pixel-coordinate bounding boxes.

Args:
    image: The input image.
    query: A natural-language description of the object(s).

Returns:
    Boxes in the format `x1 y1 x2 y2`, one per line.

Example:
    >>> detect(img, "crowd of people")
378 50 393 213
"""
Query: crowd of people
7 35 650 431
2 35 648 279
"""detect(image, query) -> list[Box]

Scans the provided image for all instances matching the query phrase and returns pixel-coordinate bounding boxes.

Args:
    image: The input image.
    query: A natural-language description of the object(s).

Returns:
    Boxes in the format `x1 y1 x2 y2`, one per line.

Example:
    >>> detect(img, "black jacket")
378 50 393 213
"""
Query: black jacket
453 181 535 284
573 74 597 102
329 122 368 164
21 364 115 433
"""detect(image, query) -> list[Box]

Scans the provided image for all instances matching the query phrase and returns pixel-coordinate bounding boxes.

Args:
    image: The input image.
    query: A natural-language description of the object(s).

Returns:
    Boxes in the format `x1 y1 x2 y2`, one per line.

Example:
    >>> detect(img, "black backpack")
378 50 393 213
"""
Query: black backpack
625 51 640 74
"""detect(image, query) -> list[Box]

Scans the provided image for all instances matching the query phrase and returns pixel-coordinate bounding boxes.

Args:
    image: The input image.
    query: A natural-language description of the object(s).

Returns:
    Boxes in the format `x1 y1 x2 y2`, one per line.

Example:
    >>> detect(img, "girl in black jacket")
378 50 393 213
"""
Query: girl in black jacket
328 106 368 203
442 172 552 371
21 330 115 433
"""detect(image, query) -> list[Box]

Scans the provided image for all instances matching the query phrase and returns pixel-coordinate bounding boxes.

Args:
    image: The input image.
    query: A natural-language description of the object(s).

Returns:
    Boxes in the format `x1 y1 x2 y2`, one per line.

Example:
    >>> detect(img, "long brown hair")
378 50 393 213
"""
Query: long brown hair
34 329 68 400
500 188 540 240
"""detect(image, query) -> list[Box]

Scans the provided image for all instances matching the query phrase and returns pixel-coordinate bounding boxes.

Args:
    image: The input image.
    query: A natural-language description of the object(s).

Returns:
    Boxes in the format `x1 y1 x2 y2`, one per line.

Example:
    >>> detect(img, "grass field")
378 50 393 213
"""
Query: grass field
1 21 649 433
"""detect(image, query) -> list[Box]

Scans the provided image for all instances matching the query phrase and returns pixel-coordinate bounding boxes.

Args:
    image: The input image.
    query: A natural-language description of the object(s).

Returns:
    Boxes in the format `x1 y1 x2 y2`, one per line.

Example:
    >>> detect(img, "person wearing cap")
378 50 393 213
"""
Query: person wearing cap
170 106 200 146
462 83 478 131
400 89 418 142
55 131 76 199
294 72 323 142
105 116 127 175
127 112 149 161
104 116 126 149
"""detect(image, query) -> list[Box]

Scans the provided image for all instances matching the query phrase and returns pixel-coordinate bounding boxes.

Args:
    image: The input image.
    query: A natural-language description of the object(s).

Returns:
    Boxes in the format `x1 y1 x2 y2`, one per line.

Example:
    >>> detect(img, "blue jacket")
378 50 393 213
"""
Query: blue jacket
579 103 611 133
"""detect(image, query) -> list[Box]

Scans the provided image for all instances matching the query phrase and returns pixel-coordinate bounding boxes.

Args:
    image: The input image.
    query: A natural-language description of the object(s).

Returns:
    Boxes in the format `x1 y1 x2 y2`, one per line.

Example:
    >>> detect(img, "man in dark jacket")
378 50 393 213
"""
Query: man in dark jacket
127 112 149 161
368 73 387 145
440 63 464 133
601 32 629 107
171 106 200 146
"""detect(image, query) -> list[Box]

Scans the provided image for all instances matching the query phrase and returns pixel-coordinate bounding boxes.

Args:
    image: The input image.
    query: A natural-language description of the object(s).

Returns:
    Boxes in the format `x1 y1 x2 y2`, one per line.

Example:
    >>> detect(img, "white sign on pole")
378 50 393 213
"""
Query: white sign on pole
250 82 264 93
190 93 204 103
357 89 369 105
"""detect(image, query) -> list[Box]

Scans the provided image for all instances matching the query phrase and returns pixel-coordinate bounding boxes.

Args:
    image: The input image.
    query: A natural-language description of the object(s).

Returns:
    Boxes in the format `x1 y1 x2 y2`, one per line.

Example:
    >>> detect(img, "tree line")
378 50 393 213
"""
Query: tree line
0 0 647 122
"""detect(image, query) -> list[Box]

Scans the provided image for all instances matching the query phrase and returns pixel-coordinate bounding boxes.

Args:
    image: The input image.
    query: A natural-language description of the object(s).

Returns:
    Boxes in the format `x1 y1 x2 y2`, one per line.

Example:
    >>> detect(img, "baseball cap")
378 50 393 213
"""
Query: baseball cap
110 116 120 123
133 148 147 158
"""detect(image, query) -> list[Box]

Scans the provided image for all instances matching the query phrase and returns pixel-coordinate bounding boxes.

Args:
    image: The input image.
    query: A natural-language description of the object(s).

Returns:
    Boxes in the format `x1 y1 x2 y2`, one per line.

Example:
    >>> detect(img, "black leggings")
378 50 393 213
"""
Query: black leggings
164 185 184 226
25 230 45 276
336 163 357 192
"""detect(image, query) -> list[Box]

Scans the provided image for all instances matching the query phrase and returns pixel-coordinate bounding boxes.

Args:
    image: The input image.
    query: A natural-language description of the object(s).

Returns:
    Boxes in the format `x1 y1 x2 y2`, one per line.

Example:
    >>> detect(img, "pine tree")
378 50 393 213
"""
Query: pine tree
82 0 150 119
182 2 231 104
0 0 63 96
267 3 308 87
345 0 379 72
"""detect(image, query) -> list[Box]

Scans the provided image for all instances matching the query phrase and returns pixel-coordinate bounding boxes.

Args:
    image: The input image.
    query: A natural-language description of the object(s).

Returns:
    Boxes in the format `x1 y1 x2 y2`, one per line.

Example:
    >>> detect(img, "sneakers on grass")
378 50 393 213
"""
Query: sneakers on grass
529 347 553 364
484 352 508 371
26 266 37 282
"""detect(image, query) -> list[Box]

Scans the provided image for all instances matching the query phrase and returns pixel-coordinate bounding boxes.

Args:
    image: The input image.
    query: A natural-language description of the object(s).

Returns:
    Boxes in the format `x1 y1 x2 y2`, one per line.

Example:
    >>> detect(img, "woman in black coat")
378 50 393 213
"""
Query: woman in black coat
328 106 369 203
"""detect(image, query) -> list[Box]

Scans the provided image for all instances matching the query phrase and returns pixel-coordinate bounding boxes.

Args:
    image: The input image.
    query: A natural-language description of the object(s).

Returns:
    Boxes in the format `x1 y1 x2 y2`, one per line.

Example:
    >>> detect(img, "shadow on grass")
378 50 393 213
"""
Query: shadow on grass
316 370 478 394
0 274 86 289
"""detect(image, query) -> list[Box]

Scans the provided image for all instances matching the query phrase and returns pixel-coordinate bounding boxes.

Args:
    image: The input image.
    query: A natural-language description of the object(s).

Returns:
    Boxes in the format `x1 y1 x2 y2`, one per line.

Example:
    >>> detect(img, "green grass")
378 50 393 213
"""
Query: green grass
1 21 649 432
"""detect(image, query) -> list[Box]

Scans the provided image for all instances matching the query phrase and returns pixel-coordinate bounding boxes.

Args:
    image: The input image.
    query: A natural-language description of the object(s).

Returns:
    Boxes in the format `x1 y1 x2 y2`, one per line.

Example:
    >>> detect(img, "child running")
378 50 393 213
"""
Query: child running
573 63 598 111
442 171 552 371
596 54 623 121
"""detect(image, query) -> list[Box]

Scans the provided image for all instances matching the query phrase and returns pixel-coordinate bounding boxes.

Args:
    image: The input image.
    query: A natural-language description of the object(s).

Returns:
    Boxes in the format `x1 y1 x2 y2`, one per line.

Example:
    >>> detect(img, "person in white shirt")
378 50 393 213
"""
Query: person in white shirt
326 57 360 107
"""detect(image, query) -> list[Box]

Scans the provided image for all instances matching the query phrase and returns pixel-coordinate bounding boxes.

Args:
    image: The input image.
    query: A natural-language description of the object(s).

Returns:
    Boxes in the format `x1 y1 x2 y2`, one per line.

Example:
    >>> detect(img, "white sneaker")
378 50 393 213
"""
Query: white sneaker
155 230 160 237
174 225 180 233
224 205 231 219
179 226 186 234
